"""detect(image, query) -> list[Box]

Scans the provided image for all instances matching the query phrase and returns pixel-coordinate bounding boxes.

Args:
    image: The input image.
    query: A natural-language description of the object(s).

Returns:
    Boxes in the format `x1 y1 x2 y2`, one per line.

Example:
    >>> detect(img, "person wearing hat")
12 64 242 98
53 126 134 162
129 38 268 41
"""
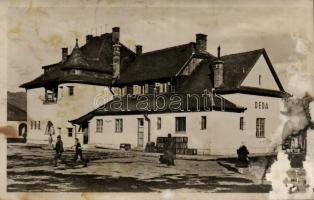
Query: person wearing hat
53 135 64 167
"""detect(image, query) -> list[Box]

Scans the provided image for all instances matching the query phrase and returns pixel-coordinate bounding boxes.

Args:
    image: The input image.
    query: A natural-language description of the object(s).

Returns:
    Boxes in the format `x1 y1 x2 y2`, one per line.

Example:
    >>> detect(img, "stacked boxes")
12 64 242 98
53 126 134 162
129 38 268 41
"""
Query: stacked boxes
156 136 197 155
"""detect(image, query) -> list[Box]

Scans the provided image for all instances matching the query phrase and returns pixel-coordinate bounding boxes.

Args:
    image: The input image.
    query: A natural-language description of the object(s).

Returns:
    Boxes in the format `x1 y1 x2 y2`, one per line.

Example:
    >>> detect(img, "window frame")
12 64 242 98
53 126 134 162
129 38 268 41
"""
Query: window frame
68 128 73 137
68 86 74 96
256 118 265 138
240 117 244 130
258 75 262 86
96 119 104 133
115 118 123 133
157 117 162 130
175 117 186 133
201 116 207 130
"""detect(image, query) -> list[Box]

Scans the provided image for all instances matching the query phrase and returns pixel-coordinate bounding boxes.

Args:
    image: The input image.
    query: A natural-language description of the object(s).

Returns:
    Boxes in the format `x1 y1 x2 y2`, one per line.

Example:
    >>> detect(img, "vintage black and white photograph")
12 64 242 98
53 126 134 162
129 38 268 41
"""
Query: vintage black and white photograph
1 0 314 199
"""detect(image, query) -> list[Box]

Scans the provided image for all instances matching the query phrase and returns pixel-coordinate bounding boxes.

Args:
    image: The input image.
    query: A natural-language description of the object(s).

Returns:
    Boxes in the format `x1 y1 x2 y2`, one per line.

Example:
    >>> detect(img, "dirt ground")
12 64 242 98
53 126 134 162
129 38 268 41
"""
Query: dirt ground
7 144 273 192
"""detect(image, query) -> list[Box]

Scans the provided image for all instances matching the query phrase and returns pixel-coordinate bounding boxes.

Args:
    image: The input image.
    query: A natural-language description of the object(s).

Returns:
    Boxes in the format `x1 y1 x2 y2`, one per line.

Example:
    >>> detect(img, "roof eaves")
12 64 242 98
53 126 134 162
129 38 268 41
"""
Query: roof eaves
261 49 285 92
215 86 289 98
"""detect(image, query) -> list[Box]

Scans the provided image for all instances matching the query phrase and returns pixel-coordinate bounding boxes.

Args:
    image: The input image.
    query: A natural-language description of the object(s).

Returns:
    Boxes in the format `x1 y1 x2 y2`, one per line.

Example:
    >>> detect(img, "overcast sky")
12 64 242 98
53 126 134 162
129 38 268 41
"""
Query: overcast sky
7 0 313 93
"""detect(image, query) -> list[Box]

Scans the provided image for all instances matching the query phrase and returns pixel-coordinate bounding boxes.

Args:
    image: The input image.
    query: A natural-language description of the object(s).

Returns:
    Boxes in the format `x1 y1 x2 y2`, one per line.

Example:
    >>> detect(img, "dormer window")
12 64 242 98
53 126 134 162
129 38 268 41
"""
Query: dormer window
122 87 127 96
144 84 149 94
154 82 172 94
113 87 122 97
155 83 160 94
133 85 142 95
74 69 82 75
258 75 262 86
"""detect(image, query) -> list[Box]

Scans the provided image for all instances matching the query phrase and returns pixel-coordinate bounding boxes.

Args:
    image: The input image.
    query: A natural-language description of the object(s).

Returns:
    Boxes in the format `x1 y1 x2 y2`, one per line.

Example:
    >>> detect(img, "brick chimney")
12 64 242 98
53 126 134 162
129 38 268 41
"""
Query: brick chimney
112 27 120 44
136 45 142 55
113 44 121 79
212 46 224 88
196 33 207 52
62 47 68 62
86 34 93 43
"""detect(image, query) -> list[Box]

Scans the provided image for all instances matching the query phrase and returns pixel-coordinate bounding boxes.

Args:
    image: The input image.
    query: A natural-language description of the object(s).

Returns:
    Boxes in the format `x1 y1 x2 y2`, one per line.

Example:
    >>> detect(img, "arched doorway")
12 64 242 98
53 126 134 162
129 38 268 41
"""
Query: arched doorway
18 123 27 137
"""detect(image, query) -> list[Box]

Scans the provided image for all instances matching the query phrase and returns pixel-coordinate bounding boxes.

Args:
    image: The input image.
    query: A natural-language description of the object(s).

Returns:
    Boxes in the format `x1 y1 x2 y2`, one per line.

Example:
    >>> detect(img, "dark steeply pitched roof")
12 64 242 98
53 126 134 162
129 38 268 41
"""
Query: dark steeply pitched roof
217 48 284 91
218 49 263 89
178 59 214 93
115 43 196 85
70 93 246 124
64 39 89 67
7 92 27 121
20 71 113 88
7 92 27 112
179 48 288 97
20 33 135 89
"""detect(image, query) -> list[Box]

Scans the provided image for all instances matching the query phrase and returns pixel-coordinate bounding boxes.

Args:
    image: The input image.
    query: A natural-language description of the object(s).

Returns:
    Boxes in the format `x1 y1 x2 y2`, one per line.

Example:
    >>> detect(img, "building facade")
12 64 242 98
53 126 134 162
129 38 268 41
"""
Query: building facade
22 26 289 155
70 31 290 155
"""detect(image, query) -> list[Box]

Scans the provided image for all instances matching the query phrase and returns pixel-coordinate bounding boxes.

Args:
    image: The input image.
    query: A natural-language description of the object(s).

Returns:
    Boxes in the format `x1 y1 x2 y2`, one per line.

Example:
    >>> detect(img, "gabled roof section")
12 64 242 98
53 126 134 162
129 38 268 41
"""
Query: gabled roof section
217 48 284 91
178 48 289 98
115 43 196 85
218 49 263 89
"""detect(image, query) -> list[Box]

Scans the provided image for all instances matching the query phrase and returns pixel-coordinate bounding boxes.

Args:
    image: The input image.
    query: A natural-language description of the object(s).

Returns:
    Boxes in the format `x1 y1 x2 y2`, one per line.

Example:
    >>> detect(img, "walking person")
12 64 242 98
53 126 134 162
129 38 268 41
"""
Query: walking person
53 135 64 167
161 133 176 166
72 138 87 167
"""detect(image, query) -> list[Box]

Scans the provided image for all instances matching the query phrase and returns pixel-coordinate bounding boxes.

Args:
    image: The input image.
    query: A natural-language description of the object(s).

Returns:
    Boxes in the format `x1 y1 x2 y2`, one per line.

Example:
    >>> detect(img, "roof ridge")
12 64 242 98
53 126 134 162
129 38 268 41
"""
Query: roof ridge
139 42 193 56
221 48 264 58
119 42 136 54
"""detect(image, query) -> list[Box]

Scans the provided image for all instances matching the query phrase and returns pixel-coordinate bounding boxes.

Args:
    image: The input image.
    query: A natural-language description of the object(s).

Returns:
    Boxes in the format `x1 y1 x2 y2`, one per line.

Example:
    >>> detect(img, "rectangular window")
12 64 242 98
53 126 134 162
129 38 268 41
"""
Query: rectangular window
34 121 37 130
38 121 41 130
68 128 73 137
144 84 149 94
256 118 265 138
115 119 123 133
155 83 160 94
148 84 155 94
166 82 171 92
74 69 82 75
258 75 262 86
122 87 127 96
157 117 161 130
201 116 207 130
159 83 164 93
133 85 138 95
127 86 133 95
140 85 145 95
171 85 176 93
96 119 103 132
175 117 186 132
240 117 244 130
68 86 74 96
59 86 63 98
